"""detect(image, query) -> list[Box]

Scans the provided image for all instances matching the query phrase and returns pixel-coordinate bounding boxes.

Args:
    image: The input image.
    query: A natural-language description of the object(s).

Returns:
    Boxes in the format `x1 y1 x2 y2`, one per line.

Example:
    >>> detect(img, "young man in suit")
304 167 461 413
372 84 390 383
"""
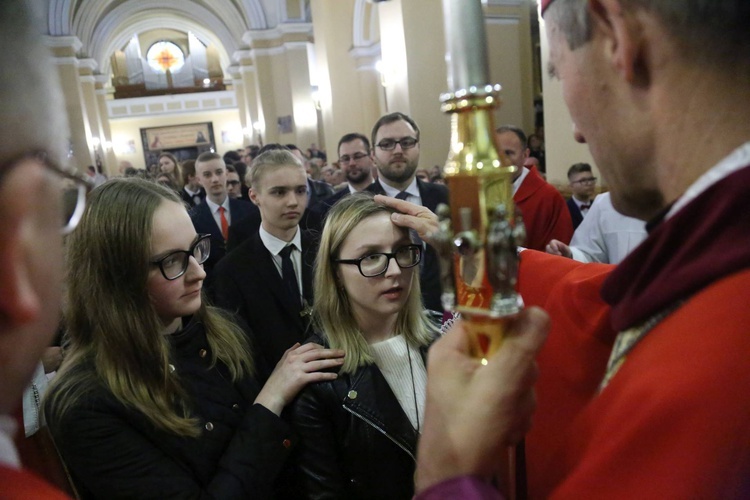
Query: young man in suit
0 1 81 496
226 144 325 252
179 159 205 208
213 149 317 382
366 112 449 311
189 152 253 279
565 162 597 229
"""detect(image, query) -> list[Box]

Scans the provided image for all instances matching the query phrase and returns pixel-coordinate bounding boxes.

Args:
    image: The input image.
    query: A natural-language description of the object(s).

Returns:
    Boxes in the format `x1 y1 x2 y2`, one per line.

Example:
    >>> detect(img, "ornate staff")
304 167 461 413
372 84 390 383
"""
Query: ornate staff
438 0 524 362
437 0 525 496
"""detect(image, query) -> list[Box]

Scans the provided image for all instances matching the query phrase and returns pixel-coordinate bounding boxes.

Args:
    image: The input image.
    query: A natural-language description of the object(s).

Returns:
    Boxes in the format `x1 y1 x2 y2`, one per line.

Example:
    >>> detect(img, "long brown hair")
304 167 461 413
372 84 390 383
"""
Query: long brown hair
45 178 252 437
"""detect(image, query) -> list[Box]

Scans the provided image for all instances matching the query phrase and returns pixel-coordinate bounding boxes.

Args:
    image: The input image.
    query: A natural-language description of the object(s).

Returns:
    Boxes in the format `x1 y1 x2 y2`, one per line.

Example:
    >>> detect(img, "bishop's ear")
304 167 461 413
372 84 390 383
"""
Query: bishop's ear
590 0 649 86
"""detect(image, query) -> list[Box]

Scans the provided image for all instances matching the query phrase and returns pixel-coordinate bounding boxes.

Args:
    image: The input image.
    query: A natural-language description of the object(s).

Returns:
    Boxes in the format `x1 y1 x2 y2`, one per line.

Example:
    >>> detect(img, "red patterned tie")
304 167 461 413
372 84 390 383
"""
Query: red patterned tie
219 206 229 241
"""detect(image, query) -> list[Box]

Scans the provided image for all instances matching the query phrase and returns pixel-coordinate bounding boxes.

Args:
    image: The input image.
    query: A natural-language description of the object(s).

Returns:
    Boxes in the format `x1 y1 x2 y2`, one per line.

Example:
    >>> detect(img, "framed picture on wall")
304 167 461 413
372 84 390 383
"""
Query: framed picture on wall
277 115 293 135
141 122 214 152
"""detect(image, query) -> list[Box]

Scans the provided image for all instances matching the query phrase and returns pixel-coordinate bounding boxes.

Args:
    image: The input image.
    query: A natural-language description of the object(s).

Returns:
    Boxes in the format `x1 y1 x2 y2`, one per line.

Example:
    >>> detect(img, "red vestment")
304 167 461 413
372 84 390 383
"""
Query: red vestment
514 166 573 250
0 465 70 499
521 164 750 498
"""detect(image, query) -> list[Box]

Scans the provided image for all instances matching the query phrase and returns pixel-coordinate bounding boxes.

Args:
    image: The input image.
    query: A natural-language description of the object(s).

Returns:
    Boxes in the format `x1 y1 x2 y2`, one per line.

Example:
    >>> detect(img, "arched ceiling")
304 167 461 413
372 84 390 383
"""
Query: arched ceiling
47 0 271 75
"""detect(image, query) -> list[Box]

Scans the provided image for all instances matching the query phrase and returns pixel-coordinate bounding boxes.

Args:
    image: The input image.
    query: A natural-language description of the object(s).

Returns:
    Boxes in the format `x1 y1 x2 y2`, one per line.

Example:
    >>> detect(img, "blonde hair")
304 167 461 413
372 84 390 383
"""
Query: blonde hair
249 149 304 190
314 193 435 374
45 178 253 437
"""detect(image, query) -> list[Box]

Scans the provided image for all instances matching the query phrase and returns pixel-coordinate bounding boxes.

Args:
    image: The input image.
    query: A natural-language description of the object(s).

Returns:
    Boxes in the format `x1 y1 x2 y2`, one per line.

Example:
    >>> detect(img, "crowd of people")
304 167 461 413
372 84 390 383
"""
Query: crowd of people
2 0 749 498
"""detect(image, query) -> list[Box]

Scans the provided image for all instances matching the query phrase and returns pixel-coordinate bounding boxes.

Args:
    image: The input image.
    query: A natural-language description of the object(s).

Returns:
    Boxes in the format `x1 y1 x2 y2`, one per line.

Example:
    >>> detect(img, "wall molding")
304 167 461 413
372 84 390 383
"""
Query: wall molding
107 90 237 119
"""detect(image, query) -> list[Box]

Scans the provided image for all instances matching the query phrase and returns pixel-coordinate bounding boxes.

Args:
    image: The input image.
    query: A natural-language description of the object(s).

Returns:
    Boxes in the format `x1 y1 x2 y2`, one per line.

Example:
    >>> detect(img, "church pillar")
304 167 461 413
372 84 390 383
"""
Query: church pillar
375 0 450 171
243 24 317 148
310 0 380 156
45 36 95 172
95 75 117 176
79 59 107 174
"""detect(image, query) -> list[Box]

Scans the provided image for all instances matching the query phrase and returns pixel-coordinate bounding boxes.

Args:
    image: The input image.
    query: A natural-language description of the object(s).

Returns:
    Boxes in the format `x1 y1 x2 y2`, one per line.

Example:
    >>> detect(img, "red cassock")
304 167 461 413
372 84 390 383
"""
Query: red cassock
0 465 70 499
514 166 573 251
520 164 750 498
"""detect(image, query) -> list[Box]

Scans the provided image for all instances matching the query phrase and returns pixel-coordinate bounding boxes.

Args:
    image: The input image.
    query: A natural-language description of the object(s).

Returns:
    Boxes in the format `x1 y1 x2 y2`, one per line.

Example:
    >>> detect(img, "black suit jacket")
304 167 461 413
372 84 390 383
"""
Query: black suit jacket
189 198 254 277
308 178 334 205
212 229 319 383
566 197 584 230
180 187 205 209
307 186 351 226
365 179 449 311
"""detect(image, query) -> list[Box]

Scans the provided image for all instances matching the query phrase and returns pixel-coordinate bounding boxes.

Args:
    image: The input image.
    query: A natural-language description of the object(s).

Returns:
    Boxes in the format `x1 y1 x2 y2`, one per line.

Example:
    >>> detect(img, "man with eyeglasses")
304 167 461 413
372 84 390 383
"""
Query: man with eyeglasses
0 0 88 497
566 162 598 229
309 133 375 219
496 124 573 251
365 112 449 312
225 165 243 200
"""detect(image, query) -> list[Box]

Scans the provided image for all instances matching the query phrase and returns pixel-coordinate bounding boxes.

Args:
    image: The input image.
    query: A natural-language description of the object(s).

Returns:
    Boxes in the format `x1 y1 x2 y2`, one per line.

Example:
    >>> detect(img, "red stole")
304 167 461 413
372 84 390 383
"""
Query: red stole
602 164 750 331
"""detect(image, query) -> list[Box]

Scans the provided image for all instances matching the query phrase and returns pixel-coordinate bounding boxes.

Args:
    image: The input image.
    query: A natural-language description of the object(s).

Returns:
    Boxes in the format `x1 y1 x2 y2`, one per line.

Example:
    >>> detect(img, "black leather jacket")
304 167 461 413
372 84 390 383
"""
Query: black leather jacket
289 318 440 500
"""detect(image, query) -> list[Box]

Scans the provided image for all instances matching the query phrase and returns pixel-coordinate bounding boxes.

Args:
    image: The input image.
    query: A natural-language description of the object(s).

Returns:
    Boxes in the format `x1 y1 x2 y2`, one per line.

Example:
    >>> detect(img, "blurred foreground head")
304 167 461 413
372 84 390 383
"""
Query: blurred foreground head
0 0 71 414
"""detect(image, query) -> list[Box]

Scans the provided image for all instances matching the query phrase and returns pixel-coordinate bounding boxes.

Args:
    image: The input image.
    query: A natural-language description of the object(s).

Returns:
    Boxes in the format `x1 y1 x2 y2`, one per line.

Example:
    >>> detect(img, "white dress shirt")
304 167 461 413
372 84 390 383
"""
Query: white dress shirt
259 225 303 297
205 196 231 231
379 177 423 206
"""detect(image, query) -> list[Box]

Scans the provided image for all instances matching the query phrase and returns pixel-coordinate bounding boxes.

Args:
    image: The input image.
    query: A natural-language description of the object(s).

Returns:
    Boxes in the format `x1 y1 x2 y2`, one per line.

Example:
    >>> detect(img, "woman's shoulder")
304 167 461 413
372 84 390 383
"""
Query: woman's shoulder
45 366 117 433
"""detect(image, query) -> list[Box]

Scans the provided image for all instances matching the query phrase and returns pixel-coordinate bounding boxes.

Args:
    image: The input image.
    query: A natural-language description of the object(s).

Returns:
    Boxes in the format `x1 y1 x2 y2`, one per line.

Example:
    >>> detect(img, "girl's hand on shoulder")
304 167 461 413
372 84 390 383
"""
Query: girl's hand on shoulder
254 343 345 415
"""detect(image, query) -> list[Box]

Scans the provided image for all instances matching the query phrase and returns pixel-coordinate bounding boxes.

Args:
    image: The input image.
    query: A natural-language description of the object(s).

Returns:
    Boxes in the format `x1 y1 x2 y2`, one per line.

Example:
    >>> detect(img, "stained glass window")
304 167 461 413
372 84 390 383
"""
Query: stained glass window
146 41 185 73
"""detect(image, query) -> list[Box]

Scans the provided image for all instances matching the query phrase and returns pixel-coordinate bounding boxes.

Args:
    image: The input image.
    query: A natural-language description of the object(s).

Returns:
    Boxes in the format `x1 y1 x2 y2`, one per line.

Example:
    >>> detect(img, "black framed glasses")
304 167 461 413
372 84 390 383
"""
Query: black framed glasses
0 150 93 235
376 137 419 151
334 244 422 277
571 177 597 185
227 180 241 186
151 234 211 280
339 152 369 164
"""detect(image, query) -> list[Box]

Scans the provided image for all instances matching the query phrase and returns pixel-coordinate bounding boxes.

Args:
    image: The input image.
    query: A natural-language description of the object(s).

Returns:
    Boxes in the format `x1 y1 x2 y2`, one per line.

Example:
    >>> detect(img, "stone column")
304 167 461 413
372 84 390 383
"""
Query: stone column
95 75 117 176
376 0 450 171
233 52 264 146
45 36 95 171
227 66 249 143
243 24 317 147
79 59 106 172
310 0 380 156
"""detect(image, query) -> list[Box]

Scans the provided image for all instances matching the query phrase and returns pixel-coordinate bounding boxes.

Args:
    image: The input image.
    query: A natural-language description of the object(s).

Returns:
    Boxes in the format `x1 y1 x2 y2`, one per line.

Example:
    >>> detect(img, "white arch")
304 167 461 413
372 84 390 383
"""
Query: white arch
240 0 268 29
88 1 245 63
97 16 233 77
352 0 378 48
48 0 71 35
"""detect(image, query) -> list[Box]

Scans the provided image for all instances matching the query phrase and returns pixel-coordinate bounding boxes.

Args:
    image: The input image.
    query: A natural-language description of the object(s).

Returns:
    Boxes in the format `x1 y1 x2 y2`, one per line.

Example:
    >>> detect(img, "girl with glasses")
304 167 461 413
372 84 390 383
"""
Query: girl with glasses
290 192 441 499
44 178 344 498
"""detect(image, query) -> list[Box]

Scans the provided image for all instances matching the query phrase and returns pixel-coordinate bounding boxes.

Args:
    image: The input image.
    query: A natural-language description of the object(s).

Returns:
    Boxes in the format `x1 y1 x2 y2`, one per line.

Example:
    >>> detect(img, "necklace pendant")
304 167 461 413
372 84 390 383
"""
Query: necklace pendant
300 302 313 318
